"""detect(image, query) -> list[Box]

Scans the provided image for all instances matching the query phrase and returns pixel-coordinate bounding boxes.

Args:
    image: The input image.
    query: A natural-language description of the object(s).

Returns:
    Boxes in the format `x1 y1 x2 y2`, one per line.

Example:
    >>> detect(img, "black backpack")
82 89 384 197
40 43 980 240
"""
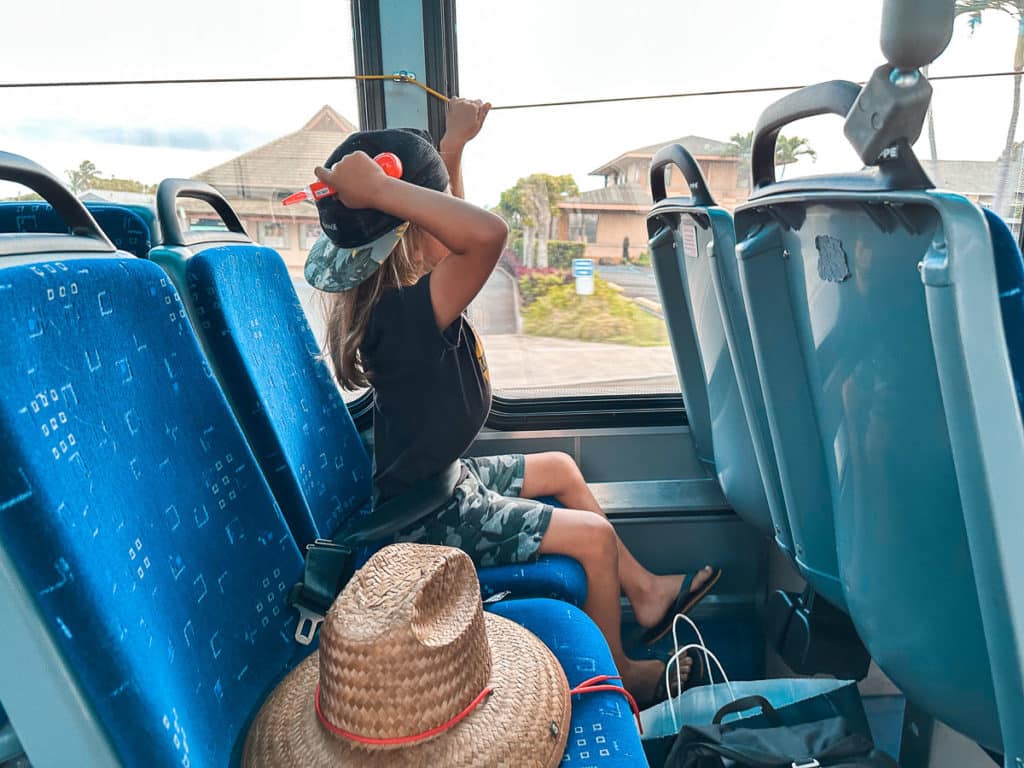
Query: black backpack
665 696 898 768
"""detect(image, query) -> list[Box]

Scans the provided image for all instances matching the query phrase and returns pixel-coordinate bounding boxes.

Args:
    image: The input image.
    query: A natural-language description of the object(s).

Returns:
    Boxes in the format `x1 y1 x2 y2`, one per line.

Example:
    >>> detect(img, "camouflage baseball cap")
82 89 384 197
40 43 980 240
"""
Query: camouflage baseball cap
304 223 409 293
304 128 448 293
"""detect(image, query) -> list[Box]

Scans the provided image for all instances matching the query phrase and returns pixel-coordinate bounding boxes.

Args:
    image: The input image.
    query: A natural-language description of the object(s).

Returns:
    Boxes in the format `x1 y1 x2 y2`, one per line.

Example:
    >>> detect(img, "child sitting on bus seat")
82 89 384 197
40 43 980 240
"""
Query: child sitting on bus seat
306 97 720 707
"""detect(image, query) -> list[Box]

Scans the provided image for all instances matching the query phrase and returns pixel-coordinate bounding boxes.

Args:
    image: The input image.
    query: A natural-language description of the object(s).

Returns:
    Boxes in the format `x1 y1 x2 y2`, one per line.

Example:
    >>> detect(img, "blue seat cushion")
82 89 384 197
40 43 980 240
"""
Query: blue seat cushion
477 495 585 605
480 555 587 606
0 202 152 257
986 208 1024 420
356 536 586 607
489 599 648 767
0 257 304 766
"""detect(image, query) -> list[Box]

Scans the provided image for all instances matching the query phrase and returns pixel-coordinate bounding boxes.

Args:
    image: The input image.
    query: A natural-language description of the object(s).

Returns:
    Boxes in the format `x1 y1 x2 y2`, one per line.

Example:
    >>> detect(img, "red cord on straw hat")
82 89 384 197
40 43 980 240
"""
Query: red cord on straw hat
569 675 643 735
315 684 494 746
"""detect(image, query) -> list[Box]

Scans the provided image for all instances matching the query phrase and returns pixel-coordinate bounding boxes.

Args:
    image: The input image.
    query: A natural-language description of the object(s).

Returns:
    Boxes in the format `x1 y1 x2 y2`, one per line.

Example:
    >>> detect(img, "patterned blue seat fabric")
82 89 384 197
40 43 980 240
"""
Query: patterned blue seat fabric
489 599 648 767
986 207 1024 417
179 243 586 605
479 556 587 603
0 202 153 257
0 256 304 766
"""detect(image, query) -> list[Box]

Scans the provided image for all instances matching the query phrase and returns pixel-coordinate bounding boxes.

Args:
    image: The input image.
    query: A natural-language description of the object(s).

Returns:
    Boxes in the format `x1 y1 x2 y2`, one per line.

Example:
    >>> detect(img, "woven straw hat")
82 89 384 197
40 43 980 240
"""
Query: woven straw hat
243 544 570 767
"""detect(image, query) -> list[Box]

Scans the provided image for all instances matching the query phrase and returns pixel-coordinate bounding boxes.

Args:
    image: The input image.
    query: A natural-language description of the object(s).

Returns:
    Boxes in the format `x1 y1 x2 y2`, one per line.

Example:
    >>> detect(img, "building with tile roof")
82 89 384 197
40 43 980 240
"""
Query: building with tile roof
555 135 746 264
182 105 357 269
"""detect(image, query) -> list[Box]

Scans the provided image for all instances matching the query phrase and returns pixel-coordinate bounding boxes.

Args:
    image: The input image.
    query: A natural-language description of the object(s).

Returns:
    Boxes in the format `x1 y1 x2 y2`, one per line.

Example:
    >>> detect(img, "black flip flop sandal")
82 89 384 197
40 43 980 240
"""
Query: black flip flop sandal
636 650 706 710
640 567 723 647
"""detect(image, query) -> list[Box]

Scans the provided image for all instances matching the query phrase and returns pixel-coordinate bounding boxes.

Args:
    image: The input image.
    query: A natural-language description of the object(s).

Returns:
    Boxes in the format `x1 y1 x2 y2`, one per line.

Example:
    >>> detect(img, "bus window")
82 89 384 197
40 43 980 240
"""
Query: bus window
0 0 360 393
455 0 1023 399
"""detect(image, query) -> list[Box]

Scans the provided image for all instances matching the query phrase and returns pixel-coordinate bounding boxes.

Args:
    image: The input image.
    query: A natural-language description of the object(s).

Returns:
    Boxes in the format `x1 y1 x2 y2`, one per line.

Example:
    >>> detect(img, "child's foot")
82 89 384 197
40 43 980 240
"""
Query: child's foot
633 566 717 629
621 655 692 710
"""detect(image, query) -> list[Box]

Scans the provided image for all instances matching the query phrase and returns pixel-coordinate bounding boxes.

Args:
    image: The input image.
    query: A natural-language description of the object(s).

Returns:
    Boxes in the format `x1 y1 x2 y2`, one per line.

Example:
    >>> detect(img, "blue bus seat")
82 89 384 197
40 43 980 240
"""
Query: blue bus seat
490 599 649 767
148 181 586 607
0 155 633 764
0 245 613 768
646 145 793 556
732 140 1001 750
0 250 305 766
0 201 153 258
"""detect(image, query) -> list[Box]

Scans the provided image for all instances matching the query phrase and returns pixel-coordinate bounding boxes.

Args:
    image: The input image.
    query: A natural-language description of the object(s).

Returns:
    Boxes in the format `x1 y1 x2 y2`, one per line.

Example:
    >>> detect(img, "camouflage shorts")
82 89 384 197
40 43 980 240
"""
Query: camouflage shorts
393 454 553 568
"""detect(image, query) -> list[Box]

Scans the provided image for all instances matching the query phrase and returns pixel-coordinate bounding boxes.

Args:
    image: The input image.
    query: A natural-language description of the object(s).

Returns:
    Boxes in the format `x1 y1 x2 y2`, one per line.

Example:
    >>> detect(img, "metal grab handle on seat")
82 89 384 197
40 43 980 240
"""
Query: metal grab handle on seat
750 80 861 192
156 179 250 247
649 143 716 207
0 151 114 248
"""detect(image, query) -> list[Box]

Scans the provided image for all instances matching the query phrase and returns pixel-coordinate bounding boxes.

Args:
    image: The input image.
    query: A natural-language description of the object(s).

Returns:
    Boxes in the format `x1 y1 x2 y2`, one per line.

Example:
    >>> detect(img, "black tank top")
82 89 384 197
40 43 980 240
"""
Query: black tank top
361 272 491 501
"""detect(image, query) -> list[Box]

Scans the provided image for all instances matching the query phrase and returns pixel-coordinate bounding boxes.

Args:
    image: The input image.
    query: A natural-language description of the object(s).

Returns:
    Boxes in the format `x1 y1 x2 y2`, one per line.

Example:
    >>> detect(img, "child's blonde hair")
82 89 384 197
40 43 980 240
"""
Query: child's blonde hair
322 225 424 390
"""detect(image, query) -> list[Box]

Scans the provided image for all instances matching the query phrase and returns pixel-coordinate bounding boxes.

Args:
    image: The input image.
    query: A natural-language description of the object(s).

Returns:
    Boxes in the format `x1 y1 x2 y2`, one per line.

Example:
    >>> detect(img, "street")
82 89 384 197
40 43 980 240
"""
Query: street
597 264 661 304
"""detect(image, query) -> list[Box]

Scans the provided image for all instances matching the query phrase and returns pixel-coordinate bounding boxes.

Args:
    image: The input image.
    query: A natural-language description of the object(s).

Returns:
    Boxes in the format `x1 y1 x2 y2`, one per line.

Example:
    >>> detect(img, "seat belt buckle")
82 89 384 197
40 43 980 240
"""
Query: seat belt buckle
293 603 325 646
288 581 325 646
792 760 821 768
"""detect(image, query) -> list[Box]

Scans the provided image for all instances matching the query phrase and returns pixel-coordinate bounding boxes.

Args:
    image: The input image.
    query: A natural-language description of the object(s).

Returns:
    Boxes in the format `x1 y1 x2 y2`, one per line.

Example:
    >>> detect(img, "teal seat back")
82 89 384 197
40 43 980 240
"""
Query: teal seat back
925 204 1024 760
647 145 791 553
734 186 999 748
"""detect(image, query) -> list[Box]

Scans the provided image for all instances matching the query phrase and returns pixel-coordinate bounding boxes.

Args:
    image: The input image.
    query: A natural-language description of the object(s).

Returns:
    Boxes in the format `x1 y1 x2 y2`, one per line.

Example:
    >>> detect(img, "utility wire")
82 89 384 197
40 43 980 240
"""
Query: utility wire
0 70 1017 111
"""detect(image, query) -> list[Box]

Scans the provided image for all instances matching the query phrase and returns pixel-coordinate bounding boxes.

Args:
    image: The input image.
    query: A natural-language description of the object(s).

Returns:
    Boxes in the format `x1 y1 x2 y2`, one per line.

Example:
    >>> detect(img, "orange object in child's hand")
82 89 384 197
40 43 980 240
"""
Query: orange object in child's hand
374 152 403 179
282 152 404 206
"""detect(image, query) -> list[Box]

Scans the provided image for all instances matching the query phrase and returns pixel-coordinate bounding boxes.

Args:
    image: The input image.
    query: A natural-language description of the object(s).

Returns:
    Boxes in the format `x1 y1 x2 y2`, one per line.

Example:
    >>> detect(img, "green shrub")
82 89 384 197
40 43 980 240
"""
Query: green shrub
546 241 586 269
518 269 570 307
633 251 652 267
522 277 669 346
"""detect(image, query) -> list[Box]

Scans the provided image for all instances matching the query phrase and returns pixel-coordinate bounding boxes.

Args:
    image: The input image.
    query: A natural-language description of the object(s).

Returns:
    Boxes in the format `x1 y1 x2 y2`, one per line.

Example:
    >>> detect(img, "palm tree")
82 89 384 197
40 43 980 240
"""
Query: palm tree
955 1 1024 215
775 135 818 178
66 160 100 195
726 131 817 182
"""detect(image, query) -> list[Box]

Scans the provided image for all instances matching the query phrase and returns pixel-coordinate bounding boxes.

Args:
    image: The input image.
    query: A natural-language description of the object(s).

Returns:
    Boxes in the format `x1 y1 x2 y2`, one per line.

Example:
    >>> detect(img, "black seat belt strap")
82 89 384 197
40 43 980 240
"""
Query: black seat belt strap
289 461 461 645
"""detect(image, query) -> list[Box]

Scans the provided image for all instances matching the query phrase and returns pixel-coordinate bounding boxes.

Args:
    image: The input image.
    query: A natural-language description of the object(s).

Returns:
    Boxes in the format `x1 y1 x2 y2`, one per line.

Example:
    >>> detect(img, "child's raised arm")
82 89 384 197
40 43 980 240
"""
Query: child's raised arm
440 98 491 200
315 152 507 331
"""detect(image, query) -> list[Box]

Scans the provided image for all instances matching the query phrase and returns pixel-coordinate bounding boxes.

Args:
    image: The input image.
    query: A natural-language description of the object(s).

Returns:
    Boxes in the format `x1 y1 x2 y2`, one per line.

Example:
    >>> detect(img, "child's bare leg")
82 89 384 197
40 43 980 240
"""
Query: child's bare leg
538 507 691 701
523 452 715 628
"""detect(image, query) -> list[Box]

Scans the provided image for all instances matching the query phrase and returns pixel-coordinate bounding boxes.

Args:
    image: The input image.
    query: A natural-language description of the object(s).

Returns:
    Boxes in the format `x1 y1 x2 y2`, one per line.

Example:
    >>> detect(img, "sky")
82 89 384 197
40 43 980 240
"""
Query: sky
0 0 1020 208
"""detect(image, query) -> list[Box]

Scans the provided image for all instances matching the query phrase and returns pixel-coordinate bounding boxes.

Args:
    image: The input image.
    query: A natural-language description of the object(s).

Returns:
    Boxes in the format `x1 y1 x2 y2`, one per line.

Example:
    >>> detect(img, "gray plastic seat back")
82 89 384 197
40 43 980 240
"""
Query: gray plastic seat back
647 145 792 553
926 205 1024 760
735 190 999 749
732 80 1001 747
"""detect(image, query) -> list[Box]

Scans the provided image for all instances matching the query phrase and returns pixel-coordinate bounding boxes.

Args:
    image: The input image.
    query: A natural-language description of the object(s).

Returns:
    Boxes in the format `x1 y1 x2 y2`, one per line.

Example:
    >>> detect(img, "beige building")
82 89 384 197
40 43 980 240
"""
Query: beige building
556 136 747 264
185 106 357 271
